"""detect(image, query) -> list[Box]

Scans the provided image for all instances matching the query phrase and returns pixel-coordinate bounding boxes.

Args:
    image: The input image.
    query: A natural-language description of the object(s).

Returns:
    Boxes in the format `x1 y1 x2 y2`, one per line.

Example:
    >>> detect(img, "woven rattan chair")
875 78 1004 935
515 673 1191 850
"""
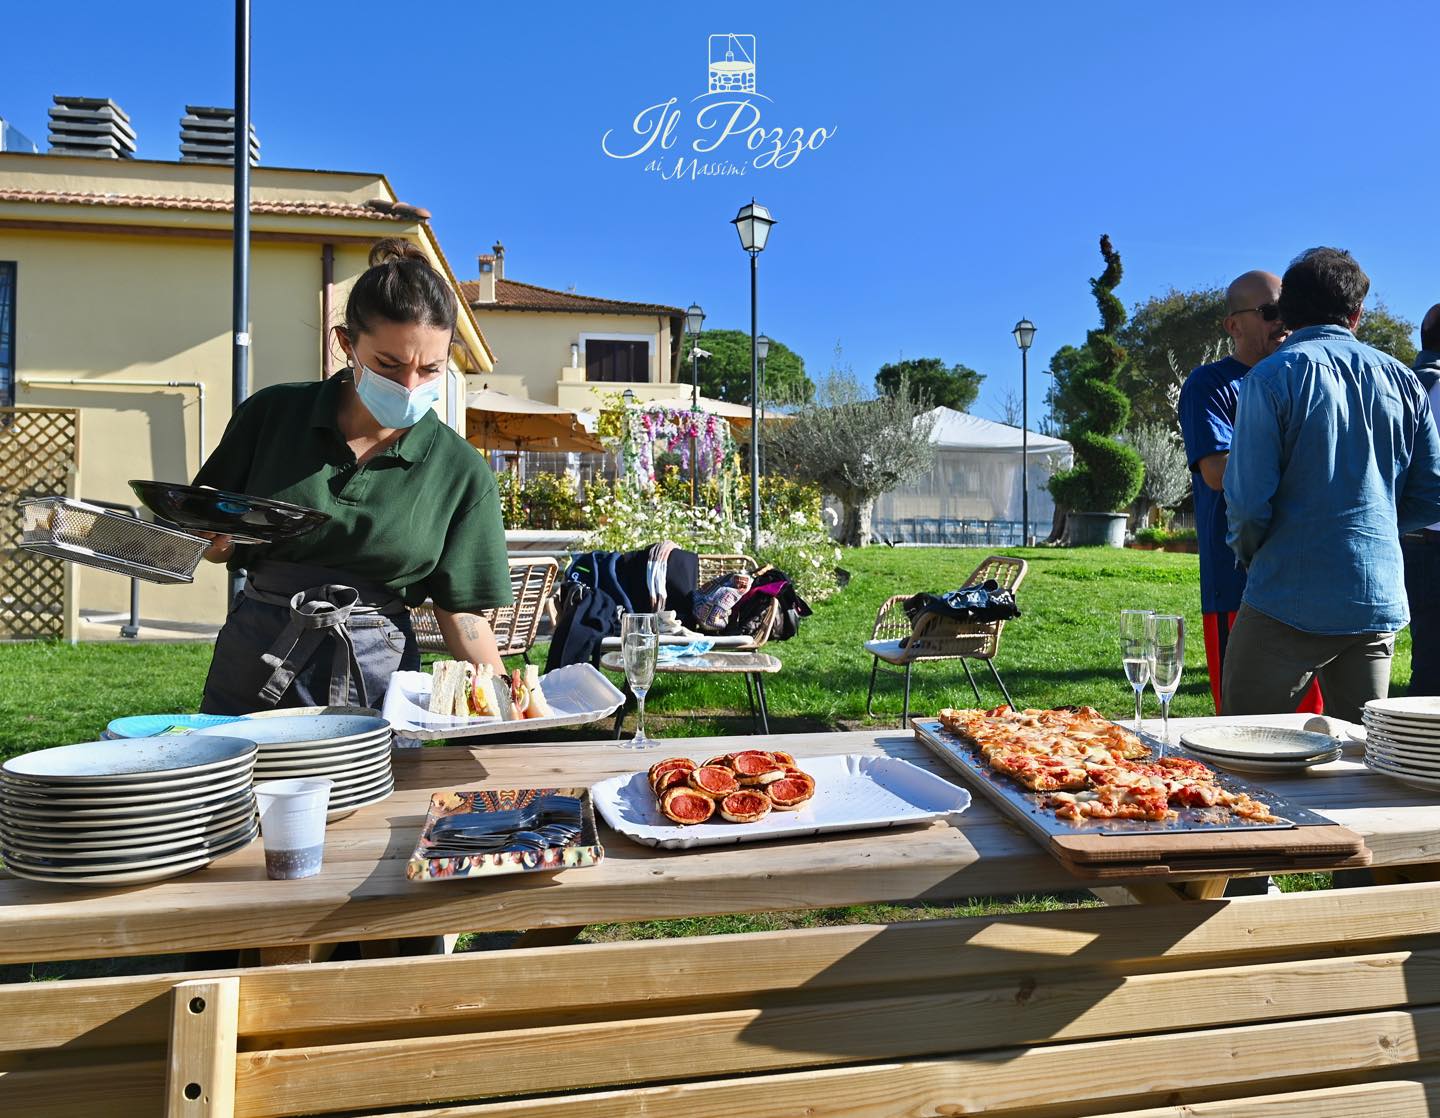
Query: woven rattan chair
695 553 778 652
409 556 559 662
863 554 1028 726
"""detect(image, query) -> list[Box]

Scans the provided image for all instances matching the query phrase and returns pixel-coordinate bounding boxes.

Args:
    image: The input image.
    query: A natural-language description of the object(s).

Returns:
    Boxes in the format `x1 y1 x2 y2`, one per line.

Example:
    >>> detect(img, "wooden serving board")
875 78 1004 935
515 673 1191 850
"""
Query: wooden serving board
913 719 1371 881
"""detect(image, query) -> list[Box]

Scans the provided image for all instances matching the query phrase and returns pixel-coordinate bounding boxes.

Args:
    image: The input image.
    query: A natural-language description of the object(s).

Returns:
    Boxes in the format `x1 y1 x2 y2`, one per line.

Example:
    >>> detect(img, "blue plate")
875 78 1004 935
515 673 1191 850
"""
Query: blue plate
197 714 390 747
107 713 244 739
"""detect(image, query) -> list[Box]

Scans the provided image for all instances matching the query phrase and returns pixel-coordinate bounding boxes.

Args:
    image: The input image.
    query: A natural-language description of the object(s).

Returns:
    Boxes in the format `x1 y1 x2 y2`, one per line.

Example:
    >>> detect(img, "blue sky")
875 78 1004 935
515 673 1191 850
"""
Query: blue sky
7 1 1440 422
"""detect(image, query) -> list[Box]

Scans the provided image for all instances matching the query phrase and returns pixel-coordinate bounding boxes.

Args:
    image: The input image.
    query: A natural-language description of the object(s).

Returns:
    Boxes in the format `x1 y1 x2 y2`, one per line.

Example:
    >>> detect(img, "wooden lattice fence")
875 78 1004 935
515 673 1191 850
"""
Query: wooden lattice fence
0 407 80 640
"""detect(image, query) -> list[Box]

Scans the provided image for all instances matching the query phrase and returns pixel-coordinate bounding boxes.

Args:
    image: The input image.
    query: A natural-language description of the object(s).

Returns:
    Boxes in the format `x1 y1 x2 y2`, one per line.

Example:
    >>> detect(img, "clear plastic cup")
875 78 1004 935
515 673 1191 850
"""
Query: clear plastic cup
254 777 333 880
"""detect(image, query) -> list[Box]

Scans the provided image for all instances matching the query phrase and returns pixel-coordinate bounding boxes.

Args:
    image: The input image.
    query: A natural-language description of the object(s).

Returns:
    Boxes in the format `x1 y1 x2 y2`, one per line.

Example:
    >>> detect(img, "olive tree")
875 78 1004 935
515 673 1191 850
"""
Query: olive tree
1126 421 1191 527
769 371 936 547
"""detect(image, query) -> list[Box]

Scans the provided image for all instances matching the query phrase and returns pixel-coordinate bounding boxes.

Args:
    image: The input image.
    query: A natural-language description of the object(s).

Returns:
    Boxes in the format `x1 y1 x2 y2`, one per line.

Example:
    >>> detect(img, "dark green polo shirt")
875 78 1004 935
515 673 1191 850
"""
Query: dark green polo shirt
194 373 512 612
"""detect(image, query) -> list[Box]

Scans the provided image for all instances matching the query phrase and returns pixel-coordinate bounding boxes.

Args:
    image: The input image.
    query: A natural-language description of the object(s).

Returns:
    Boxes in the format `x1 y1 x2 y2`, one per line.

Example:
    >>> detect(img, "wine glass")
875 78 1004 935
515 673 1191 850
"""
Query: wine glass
1148 614 1185 748
619 613 660 748
1119 609 1153 733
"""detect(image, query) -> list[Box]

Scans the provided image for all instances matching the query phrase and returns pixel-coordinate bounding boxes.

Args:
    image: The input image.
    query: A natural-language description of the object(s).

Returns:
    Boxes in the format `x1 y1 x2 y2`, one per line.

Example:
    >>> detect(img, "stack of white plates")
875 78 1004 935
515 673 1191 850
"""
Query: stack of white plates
1362 697 1440 790
1179 726 1341 773
0 736 258 886
197 714 394 820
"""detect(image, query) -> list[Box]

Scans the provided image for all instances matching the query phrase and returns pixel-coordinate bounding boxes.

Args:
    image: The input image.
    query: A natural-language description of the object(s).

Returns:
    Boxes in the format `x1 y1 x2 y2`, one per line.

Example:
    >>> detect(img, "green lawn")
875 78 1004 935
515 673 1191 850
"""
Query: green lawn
0 545 1414 760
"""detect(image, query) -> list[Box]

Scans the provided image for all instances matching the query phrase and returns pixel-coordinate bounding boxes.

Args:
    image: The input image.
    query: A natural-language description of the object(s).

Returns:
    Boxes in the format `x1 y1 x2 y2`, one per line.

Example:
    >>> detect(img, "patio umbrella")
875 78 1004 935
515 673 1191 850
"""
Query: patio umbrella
465 389 603 454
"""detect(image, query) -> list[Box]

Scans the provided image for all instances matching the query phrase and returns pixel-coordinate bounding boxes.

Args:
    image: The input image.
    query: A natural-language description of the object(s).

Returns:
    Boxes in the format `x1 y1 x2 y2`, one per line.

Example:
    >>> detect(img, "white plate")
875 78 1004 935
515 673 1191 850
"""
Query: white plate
2 820 257 872
2 736 257 783
250 743 391 766
1365 697 1440 720
245 705 380 720
1 813 258 862
326 781 394 821
1184 746 1341 774
1364 744 1440 773
1179 726 1339 761
1363 708 1440 730
0 769 253 808
249 734 392 761
1361 717 1440 744
0 801 257 848
0 825 256 887
0 783 254 822
591 754 971 851
0 790 256 830
384 663 625 742
1363 733 1440 759
198 715 390 749
326 771 395 806
0 757 254 797
1364 754 1440 790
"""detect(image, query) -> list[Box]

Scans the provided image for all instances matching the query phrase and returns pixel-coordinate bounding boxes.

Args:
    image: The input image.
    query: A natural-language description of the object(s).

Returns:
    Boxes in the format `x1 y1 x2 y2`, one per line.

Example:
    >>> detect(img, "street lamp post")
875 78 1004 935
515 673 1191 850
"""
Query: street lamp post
1012 317 1037 546
685 302 705 505
731 199 776 553
756 333 770 475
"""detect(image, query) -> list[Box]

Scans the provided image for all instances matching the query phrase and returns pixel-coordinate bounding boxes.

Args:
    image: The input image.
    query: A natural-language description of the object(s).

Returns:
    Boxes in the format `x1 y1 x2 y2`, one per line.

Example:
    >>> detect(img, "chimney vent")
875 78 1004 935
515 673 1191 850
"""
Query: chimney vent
0 118 39 154
47 96 136 159
492 241 505 281
179 105 260 165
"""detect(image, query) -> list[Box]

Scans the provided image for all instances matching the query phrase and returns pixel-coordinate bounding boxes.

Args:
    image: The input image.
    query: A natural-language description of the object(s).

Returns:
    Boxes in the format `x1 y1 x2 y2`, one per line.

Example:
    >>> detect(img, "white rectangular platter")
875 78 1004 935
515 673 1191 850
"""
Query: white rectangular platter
591 753 971 850
384 663 625 742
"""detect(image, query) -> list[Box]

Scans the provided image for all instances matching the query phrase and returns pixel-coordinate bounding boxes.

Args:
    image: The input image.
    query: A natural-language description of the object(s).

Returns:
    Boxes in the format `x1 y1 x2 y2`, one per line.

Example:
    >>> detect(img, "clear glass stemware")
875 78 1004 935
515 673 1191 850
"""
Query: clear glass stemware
1148 613 1185 749
1119 609 1154 734
619 612 659 748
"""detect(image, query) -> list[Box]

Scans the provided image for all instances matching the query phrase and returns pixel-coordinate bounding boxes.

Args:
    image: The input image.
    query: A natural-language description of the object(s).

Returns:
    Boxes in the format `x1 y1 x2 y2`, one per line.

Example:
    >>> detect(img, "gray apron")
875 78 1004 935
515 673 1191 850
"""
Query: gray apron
200 560 420 715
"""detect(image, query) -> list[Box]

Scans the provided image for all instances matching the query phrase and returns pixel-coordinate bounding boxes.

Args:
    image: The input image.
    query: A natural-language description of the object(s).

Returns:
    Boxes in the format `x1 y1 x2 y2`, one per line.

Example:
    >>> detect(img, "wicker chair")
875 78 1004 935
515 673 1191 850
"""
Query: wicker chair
695 553 778 651
863 554 1028 726
409 556 560 662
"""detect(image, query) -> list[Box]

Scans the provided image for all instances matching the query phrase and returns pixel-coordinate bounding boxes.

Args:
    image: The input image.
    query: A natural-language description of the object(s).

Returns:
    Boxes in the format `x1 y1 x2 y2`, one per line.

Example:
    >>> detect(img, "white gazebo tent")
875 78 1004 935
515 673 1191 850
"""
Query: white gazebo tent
870 407 1073 545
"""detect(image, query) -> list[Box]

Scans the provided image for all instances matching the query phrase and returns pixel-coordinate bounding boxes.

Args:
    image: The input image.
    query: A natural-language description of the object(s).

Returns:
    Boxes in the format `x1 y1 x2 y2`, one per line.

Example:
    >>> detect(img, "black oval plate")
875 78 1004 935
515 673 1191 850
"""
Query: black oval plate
129 480 330 545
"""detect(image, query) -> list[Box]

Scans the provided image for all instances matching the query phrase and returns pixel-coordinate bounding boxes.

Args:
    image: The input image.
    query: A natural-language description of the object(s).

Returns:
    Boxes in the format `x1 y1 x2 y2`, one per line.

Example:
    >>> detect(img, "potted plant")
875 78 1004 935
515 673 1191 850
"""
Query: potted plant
1047 235 1145 546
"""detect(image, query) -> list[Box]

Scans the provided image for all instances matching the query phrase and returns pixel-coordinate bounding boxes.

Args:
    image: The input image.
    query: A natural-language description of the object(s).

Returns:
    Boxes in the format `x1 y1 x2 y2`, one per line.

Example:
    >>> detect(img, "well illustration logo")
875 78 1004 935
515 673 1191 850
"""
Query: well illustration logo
708 34 757 95
601 33 835 181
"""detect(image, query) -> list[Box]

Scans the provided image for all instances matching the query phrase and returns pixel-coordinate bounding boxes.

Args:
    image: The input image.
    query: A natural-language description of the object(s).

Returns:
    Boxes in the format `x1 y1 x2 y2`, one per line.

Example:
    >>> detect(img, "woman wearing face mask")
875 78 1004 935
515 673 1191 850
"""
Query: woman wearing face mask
192 238 511 715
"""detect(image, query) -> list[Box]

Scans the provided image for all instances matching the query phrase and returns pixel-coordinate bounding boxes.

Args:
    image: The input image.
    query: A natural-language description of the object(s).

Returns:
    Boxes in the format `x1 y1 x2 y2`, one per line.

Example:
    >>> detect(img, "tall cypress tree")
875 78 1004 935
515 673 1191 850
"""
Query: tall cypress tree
1048 235 1145 513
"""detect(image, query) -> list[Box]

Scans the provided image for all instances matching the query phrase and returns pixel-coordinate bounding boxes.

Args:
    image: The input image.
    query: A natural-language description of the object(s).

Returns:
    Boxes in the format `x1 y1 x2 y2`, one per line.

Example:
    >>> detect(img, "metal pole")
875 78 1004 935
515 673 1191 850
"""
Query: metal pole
690 338 699 507
230 0 252 604
1021 345 1029 546
759 356 766 476
748 252 760 553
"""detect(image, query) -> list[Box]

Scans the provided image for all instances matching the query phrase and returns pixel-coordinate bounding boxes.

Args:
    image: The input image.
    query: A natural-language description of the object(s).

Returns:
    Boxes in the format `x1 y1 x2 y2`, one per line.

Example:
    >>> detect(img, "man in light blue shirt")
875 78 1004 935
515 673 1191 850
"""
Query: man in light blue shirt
1222 247 1440 722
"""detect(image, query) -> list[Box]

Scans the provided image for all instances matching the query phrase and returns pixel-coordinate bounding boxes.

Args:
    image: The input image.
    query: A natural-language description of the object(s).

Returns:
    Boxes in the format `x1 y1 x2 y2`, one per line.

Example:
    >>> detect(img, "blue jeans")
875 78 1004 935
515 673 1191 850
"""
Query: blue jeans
1403 533 1440 696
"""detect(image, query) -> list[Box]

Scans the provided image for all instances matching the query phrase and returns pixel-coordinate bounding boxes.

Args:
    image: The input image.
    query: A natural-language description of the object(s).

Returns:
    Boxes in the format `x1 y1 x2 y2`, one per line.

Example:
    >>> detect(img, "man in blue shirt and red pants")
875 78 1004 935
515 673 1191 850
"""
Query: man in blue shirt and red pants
1179 270 1323 715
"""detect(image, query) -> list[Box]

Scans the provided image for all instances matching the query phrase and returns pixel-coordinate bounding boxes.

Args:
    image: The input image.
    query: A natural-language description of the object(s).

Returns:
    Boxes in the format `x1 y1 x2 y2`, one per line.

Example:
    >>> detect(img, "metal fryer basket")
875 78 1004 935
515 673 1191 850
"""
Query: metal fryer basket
18 498 210 584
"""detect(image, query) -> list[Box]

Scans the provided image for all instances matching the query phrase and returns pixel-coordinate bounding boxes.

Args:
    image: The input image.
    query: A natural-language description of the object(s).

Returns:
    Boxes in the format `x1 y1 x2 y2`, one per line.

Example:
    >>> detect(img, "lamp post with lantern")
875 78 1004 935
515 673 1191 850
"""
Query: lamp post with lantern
1011 317 1037 545
731 199 776 552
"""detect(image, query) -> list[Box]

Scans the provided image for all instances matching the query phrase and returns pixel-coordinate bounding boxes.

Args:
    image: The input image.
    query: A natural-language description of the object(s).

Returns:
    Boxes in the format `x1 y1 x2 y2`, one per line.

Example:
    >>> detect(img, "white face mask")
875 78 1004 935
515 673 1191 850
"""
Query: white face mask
352 361 442 429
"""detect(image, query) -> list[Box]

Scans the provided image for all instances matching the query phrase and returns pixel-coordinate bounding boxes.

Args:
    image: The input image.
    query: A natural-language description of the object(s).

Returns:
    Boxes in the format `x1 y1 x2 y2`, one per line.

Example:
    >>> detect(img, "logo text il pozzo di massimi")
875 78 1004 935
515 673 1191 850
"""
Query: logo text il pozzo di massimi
601 33 837 181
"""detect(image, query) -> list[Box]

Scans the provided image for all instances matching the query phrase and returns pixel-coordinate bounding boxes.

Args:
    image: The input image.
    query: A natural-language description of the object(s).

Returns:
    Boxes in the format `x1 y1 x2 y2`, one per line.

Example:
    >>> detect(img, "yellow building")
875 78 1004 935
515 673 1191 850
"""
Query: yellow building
463 243 752 421
0 150 492 632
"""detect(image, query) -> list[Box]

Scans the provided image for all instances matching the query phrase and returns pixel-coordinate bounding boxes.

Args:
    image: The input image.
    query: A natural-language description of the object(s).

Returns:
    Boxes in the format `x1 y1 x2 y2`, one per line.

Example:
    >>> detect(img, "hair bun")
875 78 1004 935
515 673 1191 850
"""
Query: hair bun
368 237 430 269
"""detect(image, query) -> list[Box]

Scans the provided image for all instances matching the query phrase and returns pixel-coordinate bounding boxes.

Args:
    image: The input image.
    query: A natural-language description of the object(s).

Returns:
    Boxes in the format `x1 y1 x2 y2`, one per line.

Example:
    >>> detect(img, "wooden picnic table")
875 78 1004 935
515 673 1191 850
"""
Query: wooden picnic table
0 711 1432 966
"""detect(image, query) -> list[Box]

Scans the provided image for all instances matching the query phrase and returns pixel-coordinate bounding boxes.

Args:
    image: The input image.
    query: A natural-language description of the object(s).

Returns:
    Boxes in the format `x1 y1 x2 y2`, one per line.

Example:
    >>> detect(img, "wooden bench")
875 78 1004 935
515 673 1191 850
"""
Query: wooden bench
9 879 1440 1117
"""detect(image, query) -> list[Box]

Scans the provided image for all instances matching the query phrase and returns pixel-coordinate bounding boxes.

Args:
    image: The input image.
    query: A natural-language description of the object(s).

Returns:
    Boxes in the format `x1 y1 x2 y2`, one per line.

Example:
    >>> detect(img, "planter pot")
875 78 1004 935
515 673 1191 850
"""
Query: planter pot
1163 540 1199 554
1126 542 1161 551
1065 512 1128 548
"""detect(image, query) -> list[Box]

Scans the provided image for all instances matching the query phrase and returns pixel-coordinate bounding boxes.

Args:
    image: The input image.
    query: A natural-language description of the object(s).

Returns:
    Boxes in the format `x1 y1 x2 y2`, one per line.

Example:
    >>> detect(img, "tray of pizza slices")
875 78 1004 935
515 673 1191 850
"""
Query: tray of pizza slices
913 707 1370 880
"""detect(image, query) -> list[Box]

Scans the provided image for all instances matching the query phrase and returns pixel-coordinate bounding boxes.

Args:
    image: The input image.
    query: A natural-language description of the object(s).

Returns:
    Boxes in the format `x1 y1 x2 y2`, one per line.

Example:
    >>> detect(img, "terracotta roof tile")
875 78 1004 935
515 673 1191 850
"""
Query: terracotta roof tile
0 187 411 221
463 277 682 317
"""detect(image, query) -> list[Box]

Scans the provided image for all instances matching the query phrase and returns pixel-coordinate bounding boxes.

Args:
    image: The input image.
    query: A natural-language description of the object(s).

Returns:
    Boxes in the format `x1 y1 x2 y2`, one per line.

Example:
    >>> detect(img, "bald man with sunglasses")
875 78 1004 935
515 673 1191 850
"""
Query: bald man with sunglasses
1178 270 1323 714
